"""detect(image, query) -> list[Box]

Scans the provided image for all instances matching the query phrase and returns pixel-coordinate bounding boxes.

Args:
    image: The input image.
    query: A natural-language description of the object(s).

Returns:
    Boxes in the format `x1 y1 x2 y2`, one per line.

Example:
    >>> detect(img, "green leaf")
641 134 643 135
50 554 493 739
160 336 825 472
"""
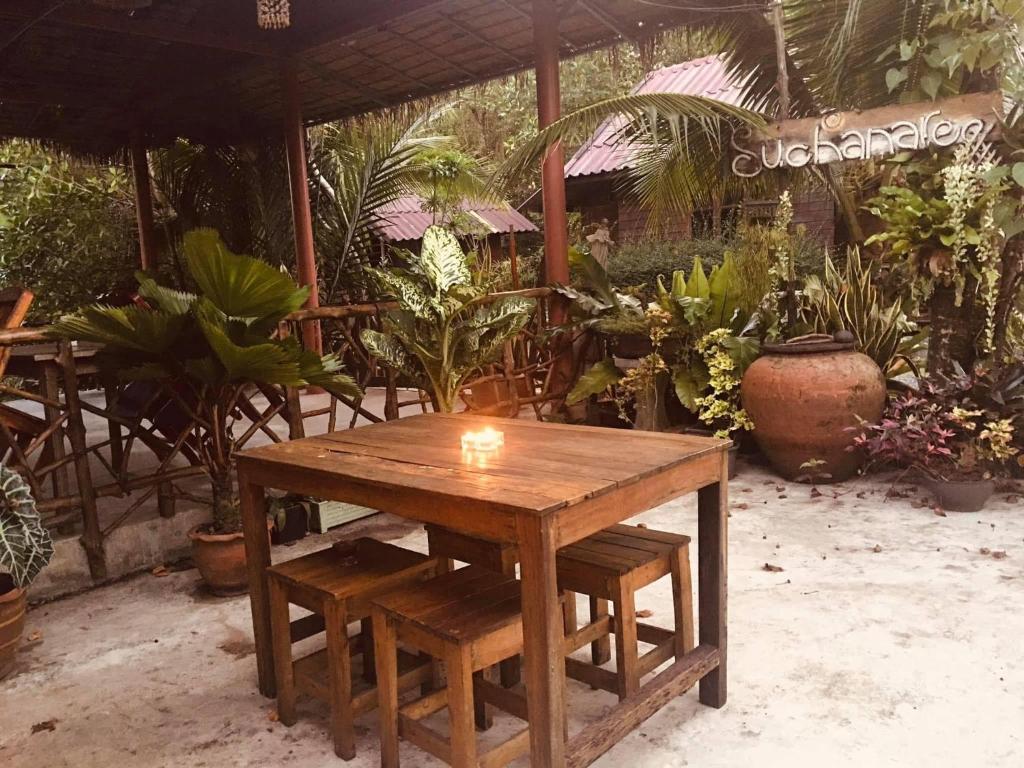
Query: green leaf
672 365 709 412
885 67 908 92
0 464 52 589
920 70 942 99
184 228 309 320
418 225 471 295
685 257 710 299
194 299 302 384
566 358 622 405
720 335 761 373
1011 162 1024 189
360 328 418 379
135 271 195 315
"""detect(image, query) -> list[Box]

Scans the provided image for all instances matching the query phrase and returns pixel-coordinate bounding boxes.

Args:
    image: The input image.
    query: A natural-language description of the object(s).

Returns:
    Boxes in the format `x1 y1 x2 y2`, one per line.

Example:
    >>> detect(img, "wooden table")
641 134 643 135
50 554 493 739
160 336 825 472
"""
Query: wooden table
236 413 728 768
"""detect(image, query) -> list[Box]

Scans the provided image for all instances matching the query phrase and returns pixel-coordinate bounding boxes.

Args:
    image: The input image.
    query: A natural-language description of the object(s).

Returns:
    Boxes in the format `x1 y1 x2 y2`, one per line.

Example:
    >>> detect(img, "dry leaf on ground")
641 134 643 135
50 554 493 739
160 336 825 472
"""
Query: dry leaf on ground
763 563 784 573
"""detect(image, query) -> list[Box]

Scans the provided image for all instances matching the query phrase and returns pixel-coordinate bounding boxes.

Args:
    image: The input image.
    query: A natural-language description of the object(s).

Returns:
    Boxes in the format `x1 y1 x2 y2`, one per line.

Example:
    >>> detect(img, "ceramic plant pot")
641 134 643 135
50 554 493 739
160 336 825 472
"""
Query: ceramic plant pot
0 576 26 680
189 520 271 596
926 478 995 513
740 334 886 482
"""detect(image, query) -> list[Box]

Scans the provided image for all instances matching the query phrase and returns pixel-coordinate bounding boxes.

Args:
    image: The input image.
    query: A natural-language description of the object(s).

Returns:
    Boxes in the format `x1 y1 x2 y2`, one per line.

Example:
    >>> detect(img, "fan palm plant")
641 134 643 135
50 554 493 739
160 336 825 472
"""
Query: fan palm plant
360 226 534 413
51 229 359 534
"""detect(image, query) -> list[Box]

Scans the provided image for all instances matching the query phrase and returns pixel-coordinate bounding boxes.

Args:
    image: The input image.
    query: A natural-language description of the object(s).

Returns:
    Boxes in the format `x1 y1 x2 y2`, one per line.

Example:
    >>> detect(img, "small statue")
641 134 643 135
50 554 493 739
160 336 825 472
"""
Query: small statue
586 219 614 268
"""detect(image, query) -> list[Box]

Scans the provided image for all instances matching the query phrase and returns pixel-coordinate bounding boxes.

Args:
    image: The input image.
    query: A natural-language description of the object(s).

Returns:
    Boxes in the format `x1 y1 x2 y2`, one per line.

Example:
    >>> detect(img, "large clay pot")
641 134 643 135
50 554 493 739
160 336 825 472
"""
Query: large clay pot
189 520 271 596
741 335 885 482
0 578 27 680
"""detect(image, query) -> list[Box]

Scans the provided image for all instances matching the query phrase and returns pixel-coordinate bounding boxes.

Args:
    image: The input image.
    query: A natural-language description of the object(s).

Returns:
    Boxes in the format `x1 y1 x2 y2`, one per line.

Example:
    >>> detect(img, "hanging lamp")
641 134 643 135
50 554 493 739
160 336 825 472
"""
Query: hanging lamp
257 0 291 29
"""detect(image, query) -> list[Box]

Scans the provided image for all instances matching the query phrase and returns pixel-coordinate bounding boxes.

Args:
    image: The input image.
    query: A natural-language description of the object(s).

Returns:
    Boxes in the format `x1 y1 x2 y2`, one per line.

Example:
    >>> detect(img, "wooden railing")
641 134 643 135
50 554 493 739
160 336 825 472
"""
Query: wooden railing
0 287 582 584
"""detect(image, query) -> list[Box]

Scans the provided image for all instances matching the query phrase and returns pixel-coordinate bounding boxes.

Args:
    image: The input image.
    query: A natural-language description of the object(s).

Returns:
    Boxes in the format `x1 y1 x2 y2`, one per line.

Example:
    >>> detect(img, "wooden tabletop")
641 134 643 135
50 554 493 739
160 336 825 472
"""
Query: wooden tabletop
237 412 726 518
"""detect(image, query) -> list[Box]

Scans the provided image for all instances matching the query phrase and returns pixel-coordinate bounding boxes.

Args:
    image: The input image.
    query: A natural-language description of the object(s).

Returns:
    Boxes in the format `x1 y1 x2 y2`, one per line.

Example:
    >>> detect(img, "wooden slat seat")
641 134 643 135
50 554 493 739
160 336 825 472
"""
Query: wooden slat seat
425 524 580 694
266 538 441 760
372 567 532 768
557 524 694 701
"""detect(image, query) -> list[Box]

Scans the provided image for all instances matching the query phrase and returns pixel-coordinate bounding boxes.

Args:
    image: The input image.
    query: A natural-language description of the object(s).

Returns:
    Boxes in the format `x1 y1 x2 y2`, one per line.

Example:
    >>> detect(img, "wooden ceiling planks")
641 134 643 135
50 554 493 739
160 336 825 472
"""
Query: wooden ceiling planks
0 0 720 152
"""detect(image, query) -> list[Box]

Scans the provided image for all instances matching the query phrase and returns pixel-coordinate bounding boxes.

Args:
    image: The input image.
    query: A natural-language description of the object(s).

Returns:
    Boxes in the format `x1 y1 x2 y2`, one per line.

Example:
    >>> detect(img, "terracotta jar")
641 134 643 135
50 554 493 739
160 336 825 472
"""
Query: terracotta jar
740 334 885 482
189 519 272 596
0 580 27 680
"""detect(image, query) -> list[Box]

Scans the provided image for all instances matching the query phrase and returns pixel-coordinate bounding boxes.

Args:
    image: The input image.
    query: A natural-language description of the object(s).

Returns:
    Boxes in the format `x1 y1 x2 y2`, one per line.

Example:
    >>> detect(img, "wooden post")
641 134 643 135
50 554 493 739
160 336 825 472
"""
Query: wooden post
57 341 105 581
129 130 158 271
697 455 728 708
281 60 323 354
532 0 572 391
508 226 521 290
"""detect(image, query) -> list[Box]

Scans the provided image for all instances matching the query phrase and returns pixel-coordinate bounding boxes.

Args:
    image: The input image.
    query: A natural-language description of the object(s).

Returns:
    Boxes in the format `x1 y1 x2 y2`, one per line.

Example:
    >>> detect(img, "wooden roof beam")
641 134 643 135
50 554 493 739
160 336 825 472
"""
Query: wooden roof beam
292 0 449 55
0 0 279 58
576 0 637 42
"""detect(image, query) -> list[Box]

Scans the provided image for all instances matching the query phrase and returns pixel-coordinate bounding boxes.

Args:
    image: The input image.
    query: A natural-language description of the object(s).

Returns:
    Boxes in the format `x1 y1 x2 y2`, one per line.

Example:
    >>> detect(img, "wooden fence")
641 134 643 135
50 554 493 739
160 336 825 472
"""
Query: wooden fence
0 288 582 584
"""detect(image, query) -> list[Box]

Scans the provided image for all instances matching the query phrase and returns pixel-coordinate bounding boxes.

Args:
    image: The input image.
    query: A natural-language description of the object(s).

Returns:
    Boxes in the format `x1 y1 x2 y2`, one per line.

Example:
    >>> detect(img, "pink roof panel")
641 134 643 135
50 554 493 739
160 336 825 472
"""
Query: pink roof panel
371 195 537 242
565 54 747 179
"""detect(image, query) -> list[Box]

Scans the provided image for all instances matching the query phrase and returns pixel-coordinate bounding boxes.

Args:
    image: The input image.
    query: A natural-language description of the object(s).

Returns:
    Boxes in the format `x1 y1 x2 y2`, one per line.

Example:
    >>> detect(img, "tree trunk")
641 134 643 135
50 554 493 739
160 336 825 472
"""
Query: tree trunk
210 467 240 534
927 277 985 375
992 238 1024 367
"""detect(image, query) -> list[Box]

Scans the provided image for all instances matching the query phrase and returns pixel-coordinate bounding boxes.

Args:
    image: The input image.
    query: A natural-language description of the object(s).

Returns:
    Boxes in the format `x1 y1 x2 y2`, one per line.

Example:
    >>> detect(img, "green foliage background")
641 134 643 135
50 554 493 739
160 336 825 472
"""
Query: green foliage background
0 141 138 322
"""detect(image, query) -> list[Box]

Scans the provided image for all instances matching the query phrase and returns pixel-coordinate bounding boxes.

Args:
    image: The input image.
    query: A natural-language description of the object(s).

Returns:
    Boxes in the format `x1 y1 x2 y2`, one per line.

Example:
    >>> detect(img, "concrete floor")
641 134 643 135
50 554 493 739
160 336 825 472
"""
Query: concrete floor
2 462 1022 767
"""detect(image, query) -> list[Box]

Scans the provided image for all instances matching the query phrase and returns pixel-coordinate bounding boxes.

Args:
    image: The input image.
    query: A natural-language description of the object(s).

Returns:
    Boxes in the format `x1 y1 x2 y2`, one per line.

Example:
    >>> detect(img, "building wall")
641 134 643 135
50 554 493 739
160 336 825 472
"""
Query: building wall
577 187 835 247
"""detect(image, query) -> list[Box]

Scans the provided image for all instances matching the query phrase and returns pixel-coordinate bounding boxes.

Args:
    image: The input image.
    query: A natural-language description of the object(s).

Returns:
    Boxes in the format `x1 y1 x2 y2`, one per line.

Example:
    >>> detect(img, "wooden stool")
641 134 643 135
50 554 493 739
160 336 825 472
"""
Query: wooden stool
372 567 531 768
267 538 440 759
425 525 578 690
558 524 694 699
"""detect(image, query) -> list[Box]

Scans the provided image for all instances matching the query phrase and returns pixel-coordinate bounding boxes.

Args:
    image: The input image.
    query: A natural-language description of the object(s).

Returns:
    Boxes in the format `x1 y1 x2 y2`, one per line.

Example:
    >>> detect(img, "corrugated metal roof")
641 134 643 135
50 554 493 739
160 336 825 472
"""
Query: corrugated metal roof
371 196 537 242
565 55 747 179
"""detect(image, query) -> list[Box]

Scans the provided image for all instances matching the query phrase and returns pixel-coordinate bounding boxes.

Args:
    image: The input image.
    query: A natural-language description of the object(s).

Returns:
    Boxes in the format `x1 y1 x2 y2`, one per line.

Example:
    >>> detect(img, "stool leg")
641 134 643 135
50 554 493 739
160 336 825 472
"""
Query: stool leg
473 666 495 731
446 646 478 768
268 579 297 726
612 578 640 699
498 557 521 689
325 602 355 760
670 544 695 657
361 617 376 683
372 609 400 768
589 597 612 666
562 590 577 635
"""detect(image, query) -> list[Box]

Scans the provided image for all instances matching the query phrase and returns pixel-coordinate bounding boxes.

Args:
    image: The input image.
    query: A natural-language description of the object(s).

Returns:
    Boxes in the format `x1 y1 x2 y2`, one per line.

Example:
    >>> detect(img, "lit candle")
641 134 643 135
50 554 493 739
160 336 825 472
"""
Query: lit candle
461 427 504 452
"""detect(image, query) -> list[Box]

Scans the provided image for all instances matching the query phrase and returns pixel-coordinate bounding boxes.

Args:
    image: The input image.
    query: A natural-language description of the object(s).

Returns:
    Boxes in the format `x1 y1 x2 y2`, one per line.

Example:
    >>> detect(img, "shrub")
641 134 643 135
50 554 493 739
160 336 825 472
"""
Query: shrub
601 238 728 297
0 140 139 322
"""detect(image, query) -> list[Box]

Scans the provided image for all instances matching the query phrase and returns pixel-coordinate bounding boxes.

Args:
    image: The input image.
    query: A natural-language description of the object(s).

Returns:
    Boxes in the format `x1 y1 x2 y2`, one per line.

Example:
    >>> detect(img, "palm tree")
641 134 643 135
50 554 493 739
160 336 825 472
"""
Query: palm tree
309 112 499 305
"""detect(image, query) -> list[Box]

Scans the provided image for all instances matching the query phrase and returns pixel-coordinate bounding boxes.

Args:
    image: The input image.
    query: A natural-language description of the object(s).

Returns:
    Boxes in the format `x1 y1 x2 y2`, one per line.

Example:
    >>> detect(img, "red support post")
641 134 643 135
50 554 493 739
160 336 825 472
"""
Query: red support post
129 130 158 272
281 60 322 354
532 0 572 390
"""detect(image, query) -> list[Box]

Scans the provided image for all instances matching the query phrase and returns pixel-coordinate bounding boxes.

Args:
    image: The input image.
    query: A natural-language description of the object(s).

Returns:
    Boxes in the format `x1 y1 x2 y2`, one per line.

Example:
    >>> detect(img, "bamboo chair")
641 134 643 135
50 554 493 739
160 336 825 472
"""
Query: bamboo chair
0 288 53 472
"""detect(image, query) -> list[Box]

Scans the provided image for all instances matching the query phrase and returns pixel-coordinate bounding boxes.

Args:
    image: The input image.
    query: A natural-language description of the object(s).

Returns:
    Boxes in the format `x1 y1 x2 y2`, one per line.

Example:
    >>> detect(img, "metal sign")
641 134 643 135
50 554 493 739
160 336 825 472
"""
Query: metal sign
731 92 1002 177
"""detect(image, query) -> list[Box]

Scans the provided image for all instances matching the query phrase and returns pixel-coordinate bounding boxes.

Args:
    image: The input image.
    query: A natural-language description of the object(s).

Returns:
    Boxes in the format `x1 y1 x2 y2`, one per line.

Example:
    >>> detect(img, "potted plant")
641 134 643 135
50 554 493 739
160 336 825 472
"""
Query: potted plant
1 463 53 679
852 367 1020 511
567 246 759 448
52 229 359 594
360 225 535 413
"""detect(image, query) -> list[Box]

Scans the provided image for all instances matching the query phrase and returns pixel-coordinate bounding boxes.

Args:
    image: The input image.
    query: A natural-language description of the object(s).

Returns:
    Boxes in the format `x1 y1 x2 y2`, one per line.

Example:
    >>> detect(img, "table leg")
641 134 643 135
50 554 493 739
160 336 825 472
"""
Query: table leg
697 455 728 708
516 514 566 768
239 470 275 697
